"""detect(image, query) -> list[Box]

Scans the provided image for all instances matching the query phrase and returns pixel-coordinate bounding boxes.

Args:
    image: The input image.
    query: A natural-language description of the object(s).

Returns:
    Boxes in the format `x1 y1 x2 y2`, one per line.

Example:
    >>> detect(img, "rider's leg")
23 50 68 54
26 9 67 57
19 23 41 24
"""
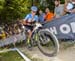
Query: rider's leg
26 30 33 49
26 26 33 49
27 30 32 44
27 26 33 44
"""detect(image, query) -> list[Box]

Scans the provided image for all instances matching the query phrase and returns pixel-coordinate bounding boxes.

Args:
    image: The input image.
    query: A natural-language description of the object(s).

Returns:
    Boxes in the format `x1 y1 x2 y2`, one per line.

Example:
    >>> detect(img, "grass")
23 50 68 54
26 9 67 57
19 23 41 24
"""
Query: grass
0 51 25 61
31 58 43 61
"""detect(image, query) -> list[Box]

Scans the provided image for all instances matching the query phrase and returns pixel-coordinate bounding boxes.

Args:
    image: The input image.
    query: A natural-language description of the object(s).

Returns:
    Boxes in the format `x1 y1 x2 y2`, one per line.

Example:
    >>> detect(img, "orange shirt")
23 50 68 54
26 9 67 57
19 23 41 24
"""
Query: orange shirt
45 12 54 22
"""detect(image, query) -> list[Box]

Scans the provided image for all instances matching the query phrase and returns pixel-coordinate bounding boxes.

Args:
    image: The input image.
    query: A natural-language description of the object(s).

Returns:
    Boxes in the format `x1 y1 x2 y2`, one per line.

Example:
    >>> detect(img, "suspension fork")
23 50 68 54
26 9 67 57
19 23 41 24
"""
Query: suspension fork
35 33 38 41
35 28 42 42
35 29 40 42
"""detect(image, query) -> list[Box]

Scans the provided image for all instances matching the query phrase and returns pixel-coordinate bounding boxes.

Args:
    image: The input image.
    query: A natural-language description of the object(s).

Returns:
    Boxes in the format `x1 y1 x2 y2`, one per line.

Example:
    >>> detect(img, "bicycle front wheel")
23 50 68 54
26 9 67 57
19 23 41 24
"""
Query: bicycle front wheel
37 29 59 57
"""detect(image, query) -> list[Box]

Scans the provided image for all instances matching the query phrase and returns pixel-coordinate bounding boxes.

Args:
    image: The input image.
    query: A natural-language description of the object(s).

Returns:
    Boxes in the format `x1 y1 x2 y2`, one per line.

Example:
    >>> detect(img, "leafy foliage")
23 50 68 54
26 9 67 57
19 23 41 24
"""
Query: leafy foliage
0 0 31 23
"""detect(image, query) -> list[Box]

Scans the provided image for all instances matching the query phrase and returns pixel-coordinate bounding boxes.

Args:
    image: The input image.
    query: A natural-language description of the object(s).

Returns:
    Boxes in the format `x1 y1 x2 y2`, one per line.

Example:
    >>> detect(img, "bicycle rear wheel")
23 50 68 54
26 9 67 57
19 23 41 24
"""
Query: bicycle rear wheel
37 29 59 57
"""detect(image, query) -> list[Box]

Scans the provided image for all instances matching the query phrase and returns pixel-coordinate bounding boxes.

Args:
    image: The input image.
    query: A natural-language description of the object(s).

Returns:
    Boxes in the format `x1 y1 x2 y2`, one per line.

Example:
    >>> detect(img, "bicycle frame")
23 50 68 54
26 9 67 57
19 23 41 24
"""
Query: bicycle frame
22 22 43 45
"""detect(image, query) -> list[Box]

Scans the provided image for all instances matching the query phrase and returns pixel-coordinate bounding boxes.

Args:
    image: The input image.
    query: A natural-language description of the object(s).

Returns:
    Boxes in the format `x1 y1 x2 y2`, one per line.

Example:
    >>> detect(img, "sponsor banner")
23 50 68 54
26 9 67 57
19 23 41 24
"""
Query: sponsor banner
44 14 75 39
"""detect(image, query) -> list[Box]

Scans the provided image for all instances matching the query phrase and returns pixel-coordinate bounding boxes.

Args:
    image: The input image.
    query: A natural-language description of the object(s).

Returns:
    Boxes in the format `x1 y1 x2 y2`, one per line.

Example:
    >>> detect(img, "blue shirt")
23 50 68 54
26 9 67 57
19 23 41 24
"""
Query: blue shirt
24 14 38 22
39 13 45 22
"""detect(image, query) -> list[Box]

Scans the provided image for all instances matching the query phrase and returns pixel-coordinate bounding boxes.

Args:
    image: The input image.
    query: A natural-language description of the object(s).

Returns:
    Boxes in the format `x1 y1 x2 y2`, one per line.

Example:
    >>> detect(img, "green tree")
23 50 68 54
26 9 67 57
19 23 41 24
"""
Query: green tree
0 0 32 23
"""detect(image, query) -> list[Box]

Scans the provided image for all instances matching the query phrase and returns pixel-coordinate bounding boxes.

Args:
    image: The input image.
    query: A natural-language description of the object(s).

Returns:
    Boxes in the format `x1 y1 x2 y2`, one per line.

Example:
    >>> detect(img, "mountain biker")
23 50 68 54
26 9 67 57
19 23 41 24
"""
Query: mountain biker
22 6 38 47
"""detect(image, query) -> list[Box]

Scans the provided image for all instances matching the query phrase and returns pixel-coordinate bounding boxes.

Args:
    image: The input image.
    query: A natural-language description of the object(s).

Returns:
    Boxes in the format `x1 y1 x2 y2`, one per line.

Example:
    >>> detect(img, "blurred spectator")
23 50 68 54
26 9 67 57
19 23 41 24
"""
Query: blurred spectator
39 10 45 23
0 21 23 40
44 8 54 22
64 0 75 15
54 0 64 18
0 27 6 39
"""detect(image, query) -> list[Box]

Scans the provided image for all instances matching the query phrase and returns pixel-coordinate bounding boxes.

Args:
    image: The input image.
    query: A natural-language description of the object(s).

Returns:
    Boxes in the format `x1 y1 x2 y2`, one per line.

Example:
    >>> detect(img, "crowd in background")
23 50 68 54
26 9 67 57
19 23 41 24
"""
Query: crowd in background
0 0 75 40
0 20 23 40
39 0 75 21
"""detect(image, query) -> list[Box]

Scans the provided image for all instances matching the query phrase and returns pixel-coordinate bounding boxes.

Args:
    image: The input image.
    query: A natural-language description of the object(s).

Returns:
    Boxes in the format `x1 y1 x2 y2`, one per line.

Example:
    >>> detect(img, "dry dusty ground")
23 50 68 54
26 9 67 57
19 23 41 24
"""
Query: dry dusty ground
19 41 75 61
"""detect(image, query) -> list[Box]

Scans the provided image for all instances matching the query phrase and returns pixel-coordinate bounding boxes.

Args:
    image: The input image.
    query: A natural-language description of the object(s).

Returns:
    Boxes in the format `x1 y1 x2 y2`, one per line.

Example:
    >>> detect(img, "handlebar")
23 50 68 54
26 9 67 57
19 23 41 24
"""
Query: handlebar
21 20 48 27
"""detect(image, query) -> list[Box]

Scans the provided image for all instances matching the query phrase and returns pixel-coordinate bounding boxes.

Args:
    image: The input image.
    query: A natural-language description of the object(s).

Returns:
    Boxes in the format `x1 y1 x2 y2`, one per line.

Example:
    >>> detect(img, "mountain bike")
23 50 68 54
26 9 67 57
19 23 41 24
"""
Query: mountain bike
22 22 59 57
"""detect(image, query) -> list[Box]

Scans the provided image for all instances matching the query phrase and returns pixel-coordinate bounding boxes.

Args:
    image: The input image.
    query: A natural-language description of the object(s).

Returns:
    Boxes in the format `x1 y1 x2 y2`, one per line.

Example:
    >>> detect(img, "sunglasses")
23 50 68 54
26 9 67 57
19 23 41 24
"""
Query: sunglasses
32 11 36 13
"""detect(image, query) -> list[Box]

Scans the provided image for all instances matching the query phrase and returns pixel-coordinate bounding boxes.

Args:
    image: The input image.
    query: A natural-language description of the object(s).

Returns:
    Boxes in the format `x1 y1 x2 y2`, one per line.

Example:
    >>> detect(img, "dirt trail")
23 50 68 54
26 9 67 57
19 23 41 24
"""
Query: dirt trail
58 46 75 61
19 42 75 61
